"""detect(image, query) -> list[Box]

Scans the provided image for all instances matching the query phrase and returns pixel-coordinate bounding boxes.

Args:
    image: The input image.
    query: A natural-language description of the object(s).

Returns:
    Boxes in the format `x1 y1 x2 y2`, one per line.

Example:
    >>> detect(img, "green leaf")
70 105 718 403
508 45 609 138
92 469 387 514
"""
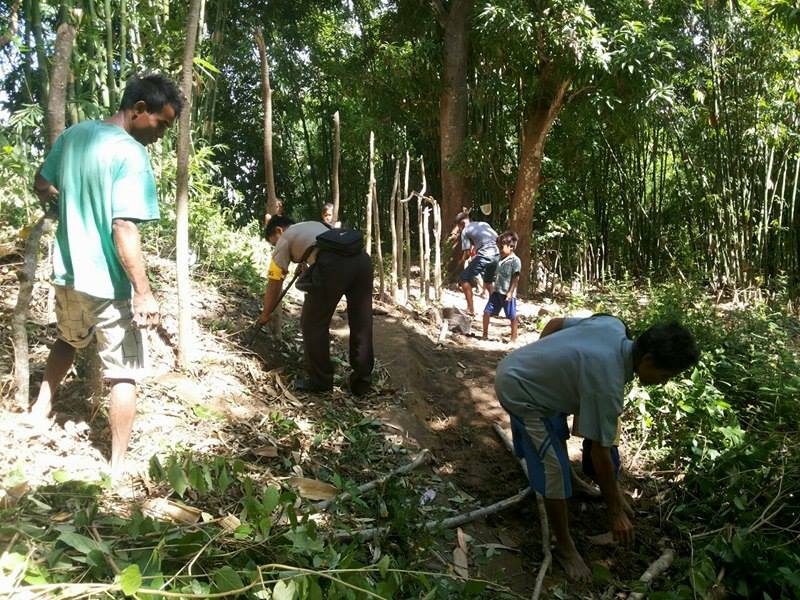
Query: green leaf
592 562 612 584
377 554 390 578
307 577 323 600
149 455 165 481
167 461 189 498
272 579 297 600
57 532 107 555
116 564 142 596
262 486 281 514
464 579 487 595
193 56 221 74
212 566 244 593
218 467 231 494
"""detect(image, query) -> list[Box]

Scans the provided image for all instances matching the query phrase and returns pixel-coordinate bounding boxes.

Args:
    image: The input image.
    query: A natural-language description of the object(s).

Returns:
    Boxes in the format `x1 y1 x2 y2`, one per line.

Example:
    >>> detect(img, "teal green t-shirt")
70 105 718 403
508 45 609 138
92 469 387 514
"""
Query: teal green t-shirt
40 121 159 300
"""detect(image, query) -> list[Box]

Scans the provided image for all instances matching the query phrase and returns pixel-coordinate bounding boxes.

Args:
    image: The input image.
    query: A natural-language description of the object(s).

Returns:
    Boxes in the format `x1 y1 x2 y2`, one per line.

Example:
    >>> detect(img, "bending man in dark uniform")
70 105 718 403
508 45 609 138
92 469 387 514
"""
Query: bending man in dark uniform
258 216 374 396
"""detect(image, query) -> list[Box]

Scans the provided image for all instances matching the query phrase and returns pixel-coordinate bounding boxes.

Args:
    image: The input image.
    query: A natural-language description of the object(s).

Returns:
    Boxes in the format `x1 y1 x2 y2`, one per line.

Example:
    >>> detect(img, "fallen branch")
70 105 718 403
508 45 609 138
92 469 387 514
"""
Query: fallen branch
491 423 551 600
315 449 431 511
333 487 531 542
627 547 675 599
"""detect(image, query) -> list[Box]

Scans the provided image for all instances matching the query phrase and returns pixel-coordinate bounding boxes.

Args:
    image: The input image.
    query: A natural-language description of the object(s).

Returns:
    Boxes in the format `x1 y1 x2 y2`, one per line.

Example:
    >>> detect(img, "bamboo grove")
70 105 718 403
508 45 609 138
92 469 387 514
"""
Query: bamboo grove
1 0 799 297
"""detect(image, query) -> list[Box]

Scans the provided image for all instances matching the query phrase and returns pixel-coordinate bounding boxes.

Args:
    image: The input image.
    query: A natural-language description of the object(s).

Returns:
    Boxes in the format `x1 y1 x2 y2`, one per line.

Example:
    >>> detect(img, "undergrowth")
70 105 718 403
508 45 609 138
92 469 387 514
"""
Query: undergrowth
592 282 800 599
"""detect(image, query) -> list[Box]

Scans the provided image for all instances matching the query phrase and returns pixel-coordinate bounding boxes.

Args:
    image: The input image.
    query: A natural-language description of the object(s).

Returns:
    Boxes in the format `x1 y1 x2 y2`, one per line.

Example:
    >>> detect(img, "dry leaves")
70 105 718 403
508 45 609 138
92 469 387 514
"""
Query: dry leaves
287 477 338 501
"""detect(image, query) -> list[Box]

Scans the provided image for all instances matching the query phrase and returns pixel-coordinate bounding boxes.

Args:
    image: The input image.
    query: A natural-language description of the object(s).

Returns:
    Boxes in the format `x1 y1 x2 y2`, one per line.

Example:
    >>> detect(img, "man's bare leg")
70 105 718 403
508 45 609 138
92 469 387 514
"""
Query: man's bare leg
510 317 518 342
544 497 592 581
460 281 475 315
30 339 76 419
482 312 490 339
109 379 136 480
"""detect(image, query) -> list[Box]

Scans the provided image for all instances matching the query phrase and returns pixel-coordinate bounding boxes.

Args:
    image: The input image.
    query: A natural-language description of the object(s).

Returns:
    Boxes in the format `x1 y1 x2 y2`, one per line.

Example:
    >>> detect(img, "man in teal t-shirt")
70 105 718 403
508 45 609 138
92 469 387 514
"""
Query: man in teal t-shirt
29 74 182 481
495 315 699 581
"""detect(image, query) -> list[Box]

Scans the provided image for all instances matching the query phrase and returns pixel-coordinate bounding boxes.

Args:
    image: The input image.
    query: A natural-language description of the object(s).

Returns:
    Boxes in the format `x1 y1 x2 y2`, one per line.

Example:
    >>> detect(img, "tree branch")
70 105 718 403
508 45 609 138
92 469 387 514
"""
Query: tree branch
315 449 431 511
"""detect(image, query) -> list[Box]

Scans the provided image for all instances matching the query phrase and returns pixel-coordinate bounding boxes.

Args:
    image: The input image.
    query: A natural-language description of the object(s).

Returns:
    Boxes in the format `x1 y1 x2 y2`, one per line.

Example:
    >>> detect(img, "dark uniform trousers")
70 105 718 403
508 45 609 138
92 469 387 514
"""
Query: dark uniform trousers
300 249 374 390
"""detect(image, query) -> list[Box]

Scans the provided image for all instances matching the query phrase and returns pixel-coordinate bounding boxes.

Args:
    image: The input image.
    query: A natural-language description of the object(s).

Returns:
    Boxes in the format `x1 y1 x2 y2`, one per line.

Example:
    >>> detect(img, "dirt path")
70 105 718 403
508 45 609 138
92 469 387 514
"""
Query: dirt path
369 297 669 595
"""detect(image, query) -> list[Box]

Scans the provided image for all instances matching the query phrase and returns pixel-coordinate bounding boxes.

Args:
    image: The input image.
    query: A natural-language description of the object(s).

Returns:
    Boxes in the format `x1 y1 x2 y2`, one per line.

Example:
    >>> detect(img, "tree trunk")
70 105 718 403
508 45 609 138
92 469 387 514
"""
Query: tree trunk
436 0 472 227
175 0 202 367
509 71 571 295
255 27 278 223
331 111 341 222
11 13 76 410
46 21 77 147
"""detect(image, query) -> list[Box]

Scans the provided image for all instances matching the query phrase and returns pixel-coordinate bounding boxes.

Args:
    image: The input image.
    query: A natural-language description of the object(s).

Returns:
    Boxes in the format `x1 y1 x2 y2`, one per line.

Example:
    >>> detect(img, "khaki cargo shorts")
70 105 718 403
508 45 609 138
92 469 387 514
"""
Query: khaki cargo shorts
54 285 148 381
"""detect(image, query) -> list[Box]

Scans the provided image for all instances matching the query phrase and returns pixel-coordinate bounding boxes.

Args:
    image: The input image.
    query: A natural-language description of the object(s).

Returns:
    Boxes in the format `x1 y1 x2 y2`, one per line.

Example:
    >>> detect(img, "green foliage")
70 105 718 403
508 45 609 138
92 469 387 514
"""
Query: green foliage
591 281 800 597
1 453 515 599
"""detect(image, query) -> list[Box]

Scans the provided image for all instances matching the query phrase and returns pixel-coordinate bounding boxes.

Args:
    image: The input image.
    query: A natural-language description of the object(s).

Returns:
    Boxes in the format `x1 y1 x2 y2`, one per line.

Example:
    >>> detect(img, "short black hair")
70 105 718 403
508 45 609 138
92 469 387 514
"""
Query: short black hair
119 74 184 116
454 211 470 224
265 215 294 239
497 231 519 249
633 321 700 372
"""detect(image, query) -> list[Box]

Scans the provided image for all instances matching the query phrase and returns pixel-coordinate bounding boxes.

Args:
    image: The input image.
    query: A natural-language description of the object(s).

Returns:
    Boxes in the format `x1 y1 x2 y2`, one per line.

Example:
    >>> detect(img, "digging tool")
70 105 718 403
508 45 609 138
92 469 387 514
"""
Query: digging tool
246 265 305 346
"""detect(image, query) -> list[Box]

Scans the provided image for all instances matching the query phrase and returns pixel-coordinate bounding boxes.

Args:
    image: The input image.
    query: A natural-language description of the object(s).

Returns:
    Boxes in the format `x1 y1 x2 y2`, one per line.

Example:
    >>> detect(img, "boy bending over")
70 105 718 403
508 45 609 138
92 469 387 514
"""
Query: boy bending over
495 315 699 580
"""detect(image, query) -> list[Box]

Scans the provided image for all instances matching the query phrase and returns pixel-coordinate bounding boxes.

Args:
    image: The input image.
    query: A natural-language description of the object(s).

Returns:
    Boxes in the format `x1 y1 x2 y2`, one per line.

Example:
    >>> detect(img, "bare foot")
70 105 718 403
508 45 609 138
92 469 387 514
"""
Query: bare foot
554 547 592 581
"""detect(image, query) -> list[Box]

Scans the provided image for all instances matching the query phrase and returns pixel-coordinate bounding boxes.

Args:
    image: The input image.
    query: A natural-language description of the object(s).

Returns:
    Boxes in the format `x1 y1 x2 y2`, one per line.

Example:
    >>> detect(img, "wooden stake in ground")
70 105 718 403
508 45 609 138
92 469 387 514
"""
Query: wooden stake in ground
389 159 400 303
366 132 374 255
422 205 431 302
403 151 412 296
433 199 443 302
175 0 202 367
254 27 279 223
331 111 341 223
371 160 385 298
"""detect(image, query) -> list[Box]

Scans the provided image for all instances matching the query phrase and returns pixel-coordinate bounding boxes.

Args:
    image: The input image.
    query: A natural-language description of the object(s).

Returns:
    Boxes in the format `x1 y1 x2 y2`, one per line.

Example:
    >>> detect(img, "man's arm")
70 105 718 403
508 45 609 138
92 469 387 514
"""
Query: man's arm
259 277 285 324
112 218 159 328
33 167 59 211
590 441 634 544
540 317 565 338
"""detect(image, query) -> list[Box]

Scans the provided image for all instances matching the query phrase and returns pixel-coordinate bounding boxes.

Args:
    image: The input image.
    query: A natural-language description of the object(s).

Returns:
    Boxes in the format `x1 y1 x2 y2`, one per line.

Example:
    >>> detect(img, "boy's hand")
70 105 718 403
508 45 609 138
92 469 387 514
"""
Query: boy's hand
506 292 513 301
609 509 634 545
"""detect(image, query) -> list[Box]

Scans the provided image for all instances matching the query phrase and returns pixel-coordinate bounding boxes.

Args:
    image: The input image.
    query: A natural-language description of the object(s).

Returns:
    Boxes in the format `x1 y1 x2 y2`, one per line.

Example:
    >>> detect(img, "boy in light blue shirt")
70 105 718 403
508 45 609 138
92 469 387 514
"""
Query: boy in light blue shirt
495 315 699 580
482 231 521 342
